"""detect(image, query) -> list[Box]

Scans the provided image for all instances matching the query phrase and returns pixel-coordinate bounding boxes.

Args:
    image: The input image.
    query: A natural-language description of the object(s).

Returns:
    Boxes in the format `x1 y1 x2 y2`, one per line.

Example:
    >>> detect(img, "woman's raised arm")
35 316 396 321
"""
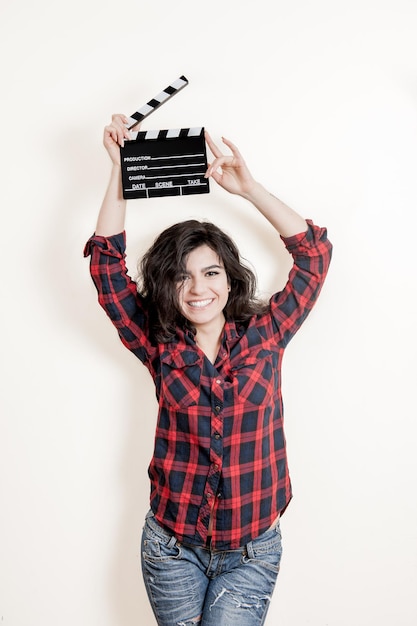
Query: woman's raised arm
95 114 134 236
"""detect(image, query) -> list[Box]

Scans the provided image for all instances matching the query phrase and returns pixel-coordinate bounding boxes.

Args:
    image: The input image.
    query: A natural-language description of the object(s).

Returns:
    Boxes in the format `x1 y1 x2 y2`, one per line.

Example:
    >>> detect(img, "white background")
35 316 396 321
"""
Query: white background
1 1 416 624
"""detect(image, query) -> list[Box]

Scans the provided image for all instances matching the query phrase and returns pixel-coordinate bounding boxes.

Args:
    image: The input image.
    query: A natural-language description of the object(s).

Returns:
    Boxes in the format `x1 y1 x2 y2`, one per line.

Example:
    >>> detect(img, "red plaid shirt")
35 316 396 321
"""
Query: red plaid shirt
84 220 332 549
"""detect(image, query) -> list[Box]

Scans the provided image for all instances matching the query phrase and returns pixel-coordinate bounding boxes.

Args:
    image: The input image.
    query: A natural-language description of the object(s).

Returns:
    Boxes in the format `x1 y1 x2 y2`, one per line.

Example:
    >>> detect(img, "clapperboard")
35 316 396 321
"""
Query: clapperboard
120 76 210 199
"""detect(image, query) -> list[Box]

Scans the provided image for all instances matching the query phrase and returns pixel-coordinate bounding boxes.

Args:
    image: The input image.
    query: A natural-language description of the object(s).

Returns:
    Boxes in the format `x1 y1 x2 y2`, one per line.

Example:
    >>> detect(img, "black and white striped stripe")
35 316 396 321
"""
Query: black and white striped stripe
125 75 188 130
128 127 204 141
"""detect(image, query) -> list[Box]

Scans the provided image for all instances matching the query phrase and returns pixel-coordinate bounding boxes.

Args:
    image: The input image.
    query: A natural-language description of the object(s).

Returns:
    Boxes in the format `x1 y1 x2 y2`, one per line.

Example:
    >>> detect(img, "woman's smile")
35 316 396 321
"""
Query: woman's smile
187 298 214 308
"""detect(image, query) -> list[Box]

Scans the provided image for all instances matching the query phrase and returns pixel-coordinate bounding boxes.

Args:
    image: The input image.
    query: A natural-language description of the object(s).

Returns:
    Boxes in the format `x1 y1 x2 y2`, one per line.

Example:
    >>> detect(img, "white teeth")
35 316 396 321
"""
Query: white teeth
188 299 213 308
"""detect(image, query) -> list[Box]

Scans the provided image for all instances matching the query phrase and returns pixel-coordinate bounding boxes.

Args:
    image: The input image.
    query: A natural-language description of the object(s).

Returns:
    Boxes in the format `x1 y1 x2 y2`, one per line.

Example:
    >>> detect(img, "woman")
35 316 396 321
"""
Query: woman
84 114 332 625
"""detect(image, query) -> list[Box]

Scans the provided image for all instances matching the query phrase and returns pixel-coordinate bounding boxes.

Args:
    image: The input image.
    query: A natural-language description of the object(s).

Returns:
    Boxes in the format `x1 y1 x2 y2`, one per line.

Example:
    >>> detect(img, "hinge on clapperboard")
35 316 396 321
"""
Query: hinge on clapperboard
120 76 210 200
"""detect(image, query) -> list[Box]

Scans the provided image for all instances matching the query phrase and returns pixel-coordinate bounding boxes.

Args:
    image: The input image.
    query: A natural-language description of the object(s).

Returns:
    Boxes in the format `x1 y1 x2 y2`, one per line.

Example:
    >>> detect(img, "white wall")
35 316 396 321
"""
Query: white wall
1 1 416 624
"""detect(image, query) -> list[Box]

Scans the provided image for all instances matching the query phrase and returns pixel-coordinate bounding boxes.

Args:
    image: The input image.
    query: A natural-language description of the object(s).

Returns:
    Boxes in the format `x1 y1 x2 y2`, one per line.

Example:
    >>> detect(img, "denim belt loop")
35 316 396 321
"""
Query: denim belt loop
245 540 255 559
167 535 177 549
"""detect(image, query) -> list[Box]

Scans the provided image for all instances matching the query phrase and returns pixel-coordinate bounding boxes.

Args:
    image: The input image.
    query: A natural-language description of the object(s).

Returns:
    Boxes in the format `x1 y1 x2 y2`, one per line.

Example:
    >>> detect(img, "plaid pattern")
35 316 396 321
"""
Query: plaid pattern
84 221 332 549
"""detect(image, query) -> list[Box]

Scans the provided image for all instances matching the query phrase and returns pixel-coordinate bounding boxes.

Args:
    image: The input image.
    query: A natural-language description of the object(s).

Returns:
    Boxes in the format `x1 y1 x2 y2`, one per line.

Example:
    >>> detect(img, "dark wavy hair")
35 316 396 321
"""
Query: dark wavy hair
138 220 267 342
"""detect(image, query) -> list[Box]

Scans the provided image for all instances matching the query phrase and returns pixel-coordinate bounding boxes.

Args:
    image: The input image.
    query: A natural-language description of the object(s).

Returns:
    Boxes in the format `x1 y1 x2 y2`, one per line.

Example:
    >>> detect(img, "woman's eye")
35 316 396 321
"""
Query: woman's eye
206 271 219 277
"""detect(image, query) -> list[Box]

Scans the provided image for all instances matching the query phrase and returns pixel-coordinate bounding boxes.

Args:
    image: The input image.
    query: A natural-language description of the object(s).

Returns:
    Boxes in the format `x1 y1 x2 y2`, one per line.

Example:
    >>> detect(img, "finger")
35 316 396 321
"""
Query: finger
104 124 117 143
206 155 233 178
204 161 222 179
111 114 132 145
210 169 223 186
112 113 129 125
104 123 126 148
205 161 223 184
205 131 224 159
221 136 242 158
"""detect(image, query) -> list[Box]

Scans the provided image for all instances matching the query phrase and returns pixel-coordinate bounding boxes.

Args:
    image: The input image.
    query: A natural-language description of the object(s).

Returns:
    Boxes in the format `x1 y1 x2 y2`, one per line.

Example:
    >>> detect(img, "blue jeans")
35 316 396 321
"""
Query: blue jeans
141 510 282 626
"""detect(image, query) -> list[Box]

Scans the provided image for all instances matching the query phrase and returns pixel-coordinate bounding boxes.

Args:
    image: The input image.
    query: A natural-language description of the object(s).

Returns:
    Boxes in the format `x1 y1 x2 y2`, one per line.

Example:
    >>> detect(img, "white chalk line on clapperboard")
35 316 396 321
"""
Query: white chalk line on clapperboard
121 76 209 198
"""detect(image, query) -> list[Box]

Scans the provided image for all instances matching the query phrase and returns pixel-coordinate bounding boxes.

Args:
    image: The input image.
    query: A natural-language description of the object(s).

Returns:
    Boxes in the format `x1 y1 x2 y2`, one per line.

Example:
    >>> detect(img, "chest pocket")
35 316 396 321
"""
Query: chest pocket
160 349 202 409
231 349 275 407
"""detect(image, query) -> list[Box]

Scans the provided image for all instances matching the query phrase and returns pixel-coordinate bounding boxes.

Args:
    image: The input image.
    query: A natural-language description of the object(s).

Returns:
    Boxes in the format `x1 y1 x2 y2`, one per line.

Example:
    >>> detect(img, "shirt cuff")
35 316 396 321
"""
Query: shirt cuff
280 219 316 251
83 231 126 258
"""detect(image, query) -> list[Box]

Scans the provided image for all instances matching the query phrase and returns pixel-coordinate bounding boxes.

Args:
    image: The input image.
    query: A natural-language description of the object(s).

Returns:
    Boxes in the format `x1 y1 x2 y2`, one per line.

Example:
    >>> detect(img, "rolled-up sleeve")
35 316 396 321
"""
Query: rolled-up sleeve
84 231 154 364
270 220 333 347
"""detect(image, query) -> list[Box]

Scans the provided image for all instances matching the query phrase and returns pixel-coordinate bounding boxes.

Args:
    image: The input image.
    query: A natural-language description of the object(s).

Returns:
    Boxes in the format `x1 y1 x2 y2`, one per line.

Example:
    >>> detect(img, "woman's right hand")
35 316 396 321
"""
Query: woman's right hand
103 114 137 166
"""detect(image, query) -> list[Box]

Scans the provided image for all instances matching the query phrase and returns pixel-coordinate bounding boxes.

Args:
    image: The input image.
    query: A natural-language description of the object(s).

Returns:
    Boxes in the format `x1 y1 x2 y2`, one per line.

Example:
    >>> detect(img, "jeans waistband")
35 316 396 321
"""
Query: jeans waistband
144 509 281 553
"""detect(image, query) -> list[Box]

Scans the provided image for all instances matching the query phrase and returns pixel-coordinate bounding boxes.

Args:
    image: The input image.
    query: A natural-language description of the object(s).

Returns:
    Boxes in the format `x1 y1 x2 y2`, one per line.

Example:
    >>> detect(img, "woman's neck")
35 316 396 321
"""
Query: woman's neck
194 318 225 364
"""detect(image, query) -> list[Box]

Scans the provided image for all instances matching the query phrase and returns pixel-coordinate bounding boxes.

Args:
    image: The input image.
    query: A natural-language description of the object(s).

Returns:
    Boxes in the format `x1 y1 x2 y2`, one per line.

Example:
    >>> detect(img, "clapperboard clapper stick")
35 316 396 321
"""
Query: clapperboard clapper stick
120 75 210 200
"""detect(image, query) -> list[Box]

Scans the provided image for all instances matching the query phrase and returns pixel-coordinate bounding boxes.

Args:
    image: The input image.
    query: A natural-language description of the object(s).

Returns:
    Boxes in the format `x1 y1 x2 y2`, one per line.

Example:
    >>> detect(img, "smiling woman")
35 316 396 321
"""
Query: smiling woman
84 113 333 626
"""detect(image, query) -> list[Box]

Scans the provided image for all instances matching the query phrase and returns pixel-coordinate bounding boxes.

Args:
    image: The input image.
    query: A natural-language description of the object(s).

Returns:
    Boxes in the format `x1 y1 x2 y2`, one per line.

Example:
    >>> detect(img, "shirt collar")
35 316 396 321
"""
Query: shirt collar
178 319 241 353
223 318 239 343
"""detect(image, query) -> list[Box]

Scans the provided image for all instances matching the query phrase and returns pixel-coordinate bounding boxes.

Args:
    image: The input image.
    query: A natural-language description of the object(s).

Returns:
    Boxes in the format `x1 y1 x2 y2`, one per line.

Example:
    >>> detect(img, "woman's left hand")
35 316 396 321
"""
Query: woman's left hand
204 132 257 198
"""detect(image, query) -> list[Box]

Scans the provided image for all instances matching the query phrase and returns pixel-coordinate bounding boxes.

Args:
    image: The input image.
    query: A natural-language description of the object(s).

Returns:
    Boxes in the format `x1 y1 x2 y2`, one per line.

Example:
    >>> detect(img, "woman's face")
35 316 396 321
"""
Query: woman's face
177 244 230 333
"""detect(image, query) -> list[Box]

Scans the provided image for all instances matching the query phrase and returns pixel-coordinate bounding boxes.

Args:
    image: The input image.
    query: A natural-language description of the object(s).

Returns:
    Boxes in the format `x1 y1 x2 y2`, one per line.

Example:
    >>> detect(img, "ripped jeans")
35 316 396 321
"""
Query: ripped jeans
141 510 282 626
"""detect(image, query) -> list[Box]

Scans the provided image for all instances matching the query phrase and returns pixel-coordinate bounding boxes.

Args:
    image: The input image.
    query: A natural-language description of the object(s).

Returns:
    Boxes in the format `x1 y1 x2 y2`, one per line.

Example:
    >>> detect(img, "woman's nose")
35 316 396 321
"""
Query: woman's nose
189 276 204 294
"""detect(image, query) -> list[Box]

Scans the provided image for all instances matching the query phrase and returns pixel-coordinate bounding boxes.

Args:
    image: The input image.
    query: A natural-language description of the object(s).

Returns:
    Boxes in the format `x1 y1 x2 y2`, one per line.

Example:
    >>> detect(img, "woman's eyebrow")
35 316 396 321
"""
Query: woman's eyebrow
202 264 224 271
181 264 225 277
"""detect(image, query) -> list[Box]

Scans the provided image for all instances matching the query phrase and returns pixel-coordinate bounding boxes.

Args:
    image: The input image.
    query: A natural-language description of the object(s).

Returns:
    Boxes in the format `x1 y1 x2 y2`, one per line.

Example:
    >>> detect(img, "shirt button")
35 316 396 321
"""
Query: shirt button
214 433 221 440
213 464 219 471
206 492 212 499
214 405 221 413
216 379 222 385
